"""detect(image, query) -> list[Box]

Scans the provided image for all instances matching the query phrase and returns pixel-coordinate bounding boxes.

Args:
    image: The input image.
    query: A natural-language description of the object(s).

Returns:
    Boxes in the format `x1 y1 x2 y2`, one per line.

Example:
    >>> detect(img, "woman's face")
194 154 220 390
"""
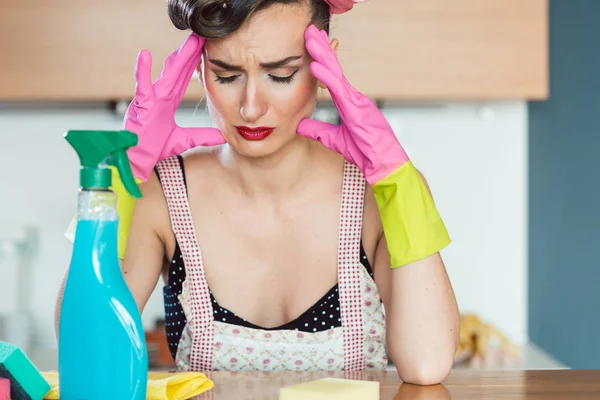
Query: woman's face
200 4 329 158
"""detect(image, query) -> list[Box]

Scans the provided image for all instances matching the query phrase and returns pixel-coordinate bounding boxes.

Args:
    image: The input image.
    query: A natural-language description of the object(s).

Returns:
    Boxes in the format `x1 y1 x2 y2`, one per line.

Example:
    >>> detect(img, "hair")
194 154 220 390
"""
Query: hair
168 0 331 39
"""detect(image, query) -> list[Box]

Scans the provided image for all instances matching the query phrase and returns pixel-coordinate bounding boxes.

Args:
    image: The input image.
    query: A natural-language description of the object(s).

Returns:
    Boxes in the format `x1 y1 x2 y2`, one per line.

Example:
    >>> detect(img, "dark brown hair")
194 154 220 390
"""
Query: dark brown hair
168 0 331 39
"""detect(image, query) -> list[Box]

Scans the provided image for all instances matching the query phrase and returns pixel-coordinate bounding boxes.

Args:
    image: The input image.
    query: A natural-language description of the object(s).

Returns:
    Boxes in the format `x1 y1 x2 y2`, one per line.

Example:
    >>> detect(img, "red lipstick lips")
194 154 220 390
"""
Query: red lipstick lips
235 126 274 141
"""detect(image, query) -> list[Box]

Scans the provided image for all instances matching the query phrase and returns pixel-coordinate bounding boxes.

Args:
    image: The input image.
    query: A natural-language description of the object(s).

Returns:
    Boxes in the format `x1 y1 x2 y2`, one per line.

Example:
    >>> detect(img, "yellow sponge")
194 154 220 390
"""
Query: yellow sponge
279 378 379 400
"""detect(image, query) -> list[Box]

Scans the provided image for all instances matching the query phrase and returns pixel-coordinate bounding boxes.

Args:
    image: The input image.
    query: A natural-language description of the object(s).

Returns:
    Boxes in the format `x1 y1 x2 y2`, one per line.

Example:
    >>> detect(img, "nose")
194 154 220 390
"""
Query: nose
240 82 267 123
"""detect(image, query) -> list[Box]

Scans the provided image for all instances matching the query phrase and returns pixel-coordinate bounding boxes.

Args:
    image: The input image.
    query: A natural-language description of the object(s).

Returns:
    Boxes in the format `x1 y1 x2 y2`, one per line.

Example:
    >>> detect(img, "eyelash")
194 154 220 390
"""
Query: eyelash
214 70 298 85
214 75 238 84
270 70 298 84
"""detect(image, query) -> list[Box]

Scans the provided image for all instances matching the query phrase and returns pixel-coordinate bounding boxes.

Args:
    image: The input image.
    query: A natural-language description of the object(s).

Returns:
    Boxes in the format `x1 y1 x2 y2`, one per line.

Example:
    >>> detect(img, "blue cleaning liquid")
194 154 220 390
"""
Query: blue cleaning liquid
59 219 148 400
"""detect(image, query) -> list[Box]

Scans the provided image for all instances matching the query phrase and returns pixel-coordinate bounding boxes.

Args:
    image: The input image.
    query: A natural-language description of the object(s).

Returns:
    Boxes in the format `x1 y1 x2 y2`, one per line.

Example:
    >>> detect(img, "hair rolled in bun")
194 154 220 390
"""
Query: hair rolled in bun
168 0 331 39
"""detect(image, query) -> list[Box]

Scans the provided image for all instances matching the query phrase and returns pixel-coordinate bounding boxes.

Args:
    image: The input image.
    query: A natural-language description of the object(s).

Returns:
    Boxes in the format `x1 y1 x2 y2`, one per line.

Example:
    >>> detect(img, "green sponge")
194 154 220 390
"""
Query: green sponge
0 341 51 400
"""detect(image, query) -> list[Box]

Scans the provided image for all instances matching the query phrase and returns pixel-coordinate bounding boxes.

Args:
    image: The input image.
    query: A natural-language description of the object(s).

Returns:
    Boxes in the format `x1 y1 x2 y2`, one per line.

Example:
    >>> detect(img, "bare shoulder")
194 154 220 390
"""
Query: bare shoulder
135 170 166 212
133 169 171 239
141 146 225 257
180 145 227 185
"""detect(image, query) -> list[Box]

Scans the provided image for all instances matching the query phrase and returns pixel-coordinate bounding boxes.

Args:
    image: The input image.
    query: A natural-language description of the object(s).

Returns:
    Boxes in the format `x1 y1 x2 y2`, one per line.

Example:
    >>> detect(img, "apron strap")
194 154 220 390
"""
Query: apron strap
156 156 214 371
338 161 367 370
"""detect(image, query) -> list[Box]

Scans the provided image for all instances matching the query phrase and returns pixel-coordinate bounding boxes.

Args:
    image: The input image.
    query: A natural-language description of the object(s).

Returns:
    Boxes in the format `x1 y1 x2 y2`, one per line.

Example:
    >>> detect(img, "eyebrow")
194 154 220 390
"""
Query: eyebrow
208 55 302 71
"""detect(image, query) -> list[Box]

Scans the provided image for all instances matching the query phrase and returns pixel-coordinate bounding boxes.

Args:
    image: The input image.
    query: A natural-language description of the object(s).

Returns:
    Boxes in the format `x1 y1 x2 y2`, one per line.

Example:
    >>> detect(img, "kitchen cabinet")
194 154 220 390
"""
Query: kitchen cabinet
0 0 547 101
334 0 548 100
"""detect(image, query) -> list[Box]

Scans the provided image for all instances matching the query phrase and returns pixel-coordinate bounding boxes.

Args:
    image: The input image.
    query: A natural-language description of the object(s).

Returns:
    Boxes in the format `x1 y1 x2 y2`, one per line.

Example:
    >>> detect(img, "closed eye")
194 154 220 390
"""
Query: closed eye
214 74 239 84
269 70 299 84
214 69 299 85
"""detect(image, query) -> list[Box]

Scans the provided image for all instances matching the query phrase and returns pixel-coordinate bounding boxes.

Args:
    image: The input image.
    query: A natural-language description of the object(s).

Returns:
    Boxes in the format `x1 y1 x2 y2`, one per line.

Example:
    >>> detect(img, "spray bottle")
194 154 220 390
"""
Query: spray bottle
59 130 147 399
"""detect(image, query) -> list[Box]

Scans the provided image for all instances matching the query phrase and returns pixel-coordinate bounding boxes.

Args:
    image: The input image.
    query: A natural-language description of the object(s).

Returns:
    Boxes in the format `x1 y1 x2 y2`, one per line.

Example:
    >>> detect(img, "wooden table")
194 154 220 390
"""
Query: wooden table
194 369 600 399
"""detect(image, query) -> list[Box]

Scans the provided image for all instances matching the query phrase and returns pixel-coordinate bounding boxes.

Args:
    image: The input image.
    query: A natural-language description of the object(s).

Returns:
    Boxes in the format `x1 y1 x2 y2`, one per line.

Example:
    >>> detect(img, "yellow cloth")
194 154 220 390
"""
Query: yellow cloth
41 371 213 400
65 166 139 260
455 313 521 366
372 161 451 268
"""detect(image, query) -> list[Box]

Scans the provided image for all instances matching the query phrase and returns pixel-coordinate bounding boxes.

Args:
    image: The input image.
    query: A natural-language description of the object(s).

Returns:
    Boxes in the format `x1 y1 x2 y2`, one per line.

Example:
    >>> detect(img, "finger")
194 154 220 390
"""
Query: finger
309 61 345 99
309 61 353 118
155 34 202 89
170 57 201 103
172 34 202 78
134 50 153 101
304 24 320 42
319 28 329 42
304 28 329 61
184 127 226 147
174 34 205 88
178 45 203 86
305 35 343 78
160 127 226 158
296 118 342 153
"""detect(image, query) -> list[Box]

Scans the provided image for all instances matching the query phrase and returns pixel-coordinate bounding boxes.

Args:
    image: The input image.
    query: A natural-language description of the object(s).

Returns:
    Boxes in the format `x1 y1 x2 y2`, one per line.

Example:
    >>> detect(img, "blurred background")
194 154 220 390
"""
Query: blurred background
0 0 597 372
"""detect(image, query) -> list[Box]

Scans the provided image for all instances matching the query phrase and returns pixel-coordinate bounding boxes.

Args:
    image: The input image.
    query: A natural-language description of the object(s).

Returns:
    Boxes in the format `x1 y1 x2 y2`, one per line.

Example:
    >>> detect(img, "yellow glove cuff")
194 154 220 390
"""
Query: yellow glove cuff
372 161 451 268
110 166 140 259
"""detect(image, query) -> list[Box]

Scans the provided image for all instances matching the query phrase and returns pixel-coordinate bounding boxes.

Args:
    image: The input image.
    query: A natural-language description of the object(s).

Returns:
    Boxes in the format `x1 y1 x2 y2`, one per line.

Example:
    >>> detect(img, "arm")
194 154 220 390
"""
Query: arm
121 172 169 314
54 173 167 338
374 173 459 385
296 26 458 382
54 268 69 339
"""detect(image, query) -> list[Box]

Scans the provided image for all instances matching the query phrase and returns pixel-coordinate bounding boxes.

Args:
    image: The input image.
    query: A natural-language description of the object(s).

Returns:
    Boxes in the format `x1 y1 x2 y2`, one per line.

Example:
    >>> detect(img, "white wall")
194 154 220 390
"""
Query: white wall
382 102 528 345
0 101 527 348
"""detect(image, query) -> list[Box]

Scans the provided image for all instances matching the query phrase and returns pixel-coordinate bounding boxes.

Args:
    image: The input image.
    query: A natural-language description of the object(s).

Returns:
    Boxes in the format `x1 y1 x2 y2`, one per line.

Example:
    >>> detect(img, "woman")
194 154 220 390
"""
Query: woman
59 0 459 385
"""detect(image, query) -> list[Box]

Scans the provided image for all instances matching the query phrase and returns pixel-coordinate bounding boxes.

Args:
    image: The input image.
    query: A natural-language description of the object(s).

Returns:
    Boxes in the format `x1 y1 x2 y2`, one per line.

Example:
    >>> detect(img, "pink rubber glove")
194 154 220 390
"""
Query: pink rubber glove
298 25 450 268
297 25 407 186
324 0 369 14
123 33 225 181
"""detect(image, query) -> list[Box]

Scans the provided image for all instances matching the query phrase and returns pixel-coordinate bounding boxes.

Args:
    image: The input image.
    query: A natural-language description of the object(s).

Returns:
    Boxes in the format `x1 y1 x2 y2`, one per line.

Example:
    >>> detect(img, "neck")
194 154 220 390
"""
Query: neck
220 136 317 200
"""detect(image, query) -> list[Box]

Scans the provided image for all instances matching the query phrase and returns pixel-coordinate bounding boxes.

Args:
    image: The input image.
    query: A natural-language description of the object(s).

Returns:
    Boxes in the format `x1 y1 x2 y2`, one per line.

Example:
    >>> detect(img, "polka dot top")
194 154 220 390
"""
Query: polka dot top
159 156 374 360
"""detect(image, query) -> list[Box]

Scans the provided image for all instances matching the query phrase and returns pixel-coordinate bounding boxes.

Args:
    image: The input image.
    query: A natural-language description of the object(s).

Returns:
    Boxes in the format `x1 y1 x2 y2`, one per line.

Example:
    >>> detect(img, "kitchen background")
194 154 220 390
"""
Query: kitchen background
0 0 596 371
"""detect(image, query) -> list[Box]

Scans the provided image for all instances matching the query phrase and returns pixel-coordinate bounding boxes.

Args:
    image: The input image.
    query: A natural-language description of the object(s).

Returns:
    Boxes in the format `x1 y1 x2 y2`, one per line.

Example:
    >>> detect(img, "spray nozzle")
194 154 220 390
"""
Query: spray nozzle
65 130 142 198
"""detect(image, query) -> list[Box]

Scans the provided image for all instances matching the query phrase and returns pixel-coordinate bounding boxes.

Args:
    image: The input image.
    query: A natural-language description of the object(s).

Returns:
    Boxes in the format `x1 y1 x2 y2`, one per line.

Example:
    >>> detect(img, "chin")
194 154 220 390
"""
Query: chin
226 133 296 159
225 131 301 158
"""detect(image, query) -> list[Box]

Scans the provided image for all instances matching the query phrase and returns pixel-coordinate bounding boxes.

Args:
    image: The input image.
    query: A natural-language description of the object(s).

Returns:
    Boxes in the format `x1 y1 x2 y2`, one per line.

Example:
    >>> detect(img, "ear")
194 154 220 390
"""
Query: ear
318 38 339 89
